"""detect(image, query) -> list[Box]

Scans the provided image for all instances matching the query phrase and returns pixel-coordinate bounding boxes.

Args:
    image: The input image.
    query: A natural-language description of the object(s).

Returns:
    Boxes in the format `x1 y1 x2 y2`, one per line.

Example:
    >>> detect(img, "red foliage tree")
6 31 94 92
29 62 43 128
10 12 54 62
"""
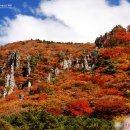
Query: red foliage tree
68 100 93 116
93 98 129 119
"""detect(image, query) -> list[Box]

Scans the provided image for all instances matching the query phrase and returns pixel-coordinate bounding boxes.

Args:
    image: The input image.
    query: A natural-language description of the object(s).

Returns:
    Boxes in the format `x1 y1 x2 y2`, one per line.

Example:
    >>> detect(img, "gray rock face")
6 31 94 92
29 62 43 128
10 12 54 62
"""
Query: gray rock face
84 56 90 70
10 64 15 89
5 63 16 95
5 74 10 88
6 51 20 68
27 55 31 76
3 51 20 96
0 51 18 75
54 67 60 76
28 81 32 91
15 51 20 69
3 88 7 98
63 59 69 70
91 64 95 71
46 73 51 82
67 54 73 69
28 81 31 88
75 58 80 69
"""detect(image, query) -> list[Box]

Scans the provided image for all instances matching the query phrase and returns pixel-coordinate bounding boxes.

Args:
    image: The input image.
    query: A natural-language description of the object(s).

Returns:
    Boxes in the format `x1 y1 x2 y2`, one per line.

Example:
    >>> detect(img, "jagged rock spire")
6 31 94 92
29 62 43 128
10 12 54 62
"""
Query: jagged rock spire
84 56 90 70
14 51 20 69
7 51 20 69
27 55 31 76
5 63 16 95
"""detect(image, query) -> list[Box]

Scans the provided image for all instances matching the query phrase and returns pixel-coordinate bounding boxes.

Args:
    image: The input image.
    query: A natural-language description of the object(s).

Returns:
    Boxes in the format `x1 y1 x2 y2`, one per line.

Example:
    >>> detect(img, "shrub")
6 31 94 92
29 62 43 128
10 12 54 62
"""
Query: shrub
39 94 48 100
5 116 27 128
3 110 115 130
0 119 13 130
93 98 129 119
0 79 4 86
6 90 22 101
38 85 54 95
127 55 130 61
20 110 59 130
97 88 123 97
118 64 129 71
81 117 115 130
36 39 43 43
46 108 62 115
91 75 105 87
29 86 40 95
63 116 115 130
103 65 117 74
127 71 130 75
68 100 93 116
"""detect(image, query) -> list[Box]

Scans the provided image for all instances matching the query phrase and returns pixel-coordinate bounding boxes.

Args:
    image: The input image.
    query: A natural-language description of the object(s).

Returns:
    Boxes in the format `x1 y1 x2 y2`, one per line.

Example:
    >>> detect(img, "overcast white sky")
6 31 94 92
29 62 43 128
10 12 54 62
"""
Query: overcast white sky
0 0 130 44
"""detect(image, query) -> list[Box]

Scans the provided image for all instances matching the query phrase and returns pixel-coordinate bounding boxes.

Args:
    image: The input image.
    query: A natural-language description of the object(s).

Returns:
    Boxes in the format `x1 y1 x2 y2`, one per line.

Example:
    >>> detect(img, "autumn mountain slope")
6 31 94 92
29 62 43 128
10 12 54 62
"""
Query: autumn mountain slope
0 25 130 122
0 40 95 115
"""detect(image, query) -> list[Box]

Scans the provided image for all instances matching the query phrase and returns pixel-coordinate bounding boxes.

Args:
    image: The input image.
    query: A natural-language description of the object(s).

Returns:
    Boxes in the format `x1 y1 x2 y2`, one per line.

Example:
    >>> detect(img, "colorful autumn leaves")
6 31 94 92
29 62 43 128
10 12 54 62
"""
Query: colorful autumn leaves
68 100 93 116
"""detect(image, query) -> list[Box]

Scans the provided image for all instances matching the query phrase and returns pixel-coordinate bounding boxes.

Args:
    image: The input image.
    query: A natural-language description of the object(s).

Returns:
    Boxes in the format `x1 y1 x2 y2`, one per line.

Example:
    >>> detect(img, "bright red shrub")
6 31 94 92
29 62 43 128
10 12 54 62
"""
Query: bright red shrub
91 75 105 87
68 100 93 116
91 75 100 84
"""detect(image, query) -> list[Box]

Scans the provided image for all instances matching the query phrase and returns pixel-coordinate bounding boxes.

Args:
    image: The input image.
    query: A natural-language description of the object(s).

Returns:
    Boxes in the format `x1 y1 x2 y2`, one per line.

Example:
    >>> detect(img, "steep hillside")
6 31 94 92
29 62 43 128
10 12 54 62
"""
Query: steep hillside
0 40 95 115
0 25 130 125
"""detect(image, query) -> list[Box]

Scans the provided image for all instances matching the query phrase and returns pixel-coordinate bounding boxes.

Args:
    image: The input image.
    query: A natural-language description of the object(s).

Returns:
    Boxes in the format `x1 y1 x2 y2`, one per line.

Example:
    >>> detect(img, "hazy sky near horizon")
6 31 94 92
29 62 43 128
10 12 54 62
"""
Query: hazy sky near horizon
0 0 130 44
